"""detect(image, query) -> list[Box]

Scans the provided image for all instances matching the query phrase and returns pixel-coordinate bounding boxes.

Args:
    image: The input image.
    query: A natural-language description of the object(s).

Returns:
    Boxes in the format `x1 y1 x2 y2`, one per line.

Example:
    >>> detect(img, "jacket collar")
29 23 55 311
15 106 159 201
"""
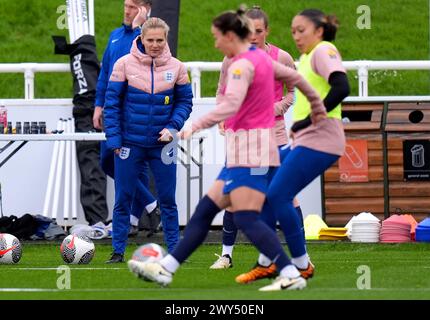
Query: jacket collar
122 23 135 32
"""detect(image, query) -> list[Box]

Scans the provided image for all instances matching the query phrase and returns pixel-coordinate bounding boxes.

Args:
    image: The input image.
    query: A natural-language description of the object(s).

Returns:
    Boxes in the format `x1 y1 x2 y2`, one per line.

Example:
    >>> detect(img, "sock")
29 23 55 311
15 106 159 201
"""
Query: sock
257 253 272 267
170 195 220 264
276 202 307 258
291 253 309 270
233 211 291 271
222 210 237 257
222 210 238 246
279 264 301 279
222 245 234 258
130 215 139 227
160 254 180 274
146 200 157 214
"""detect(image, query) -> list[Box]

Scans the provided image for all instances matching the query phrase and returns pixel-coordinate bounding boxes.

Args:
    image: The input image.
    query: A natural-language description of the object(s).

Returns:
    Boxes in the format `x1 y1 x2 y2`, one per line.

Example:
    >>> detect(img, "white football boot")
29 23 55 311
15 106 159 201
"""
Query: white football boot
209 254 232 269
259 275 306 292
127 260 173 286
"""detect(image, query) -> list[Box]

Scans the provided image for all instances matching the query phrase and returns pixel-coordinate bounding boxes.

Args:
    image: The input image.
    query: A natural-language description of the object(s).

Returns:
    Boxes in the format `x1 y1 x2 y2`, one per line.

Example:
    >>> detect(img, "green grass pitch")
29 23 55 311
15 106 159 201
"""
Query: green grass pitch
0 242 429 300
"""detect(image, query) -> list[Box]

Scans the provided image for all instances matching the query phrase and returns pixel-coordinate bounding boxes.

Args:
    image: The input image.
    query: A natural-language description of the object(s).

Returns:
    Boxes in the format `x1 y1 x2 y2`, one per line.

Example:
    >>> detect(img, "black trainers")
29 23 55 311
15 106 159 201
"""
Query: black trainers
106 252 124 264
139 207 162 238
148 207 162 233
128 225 139 237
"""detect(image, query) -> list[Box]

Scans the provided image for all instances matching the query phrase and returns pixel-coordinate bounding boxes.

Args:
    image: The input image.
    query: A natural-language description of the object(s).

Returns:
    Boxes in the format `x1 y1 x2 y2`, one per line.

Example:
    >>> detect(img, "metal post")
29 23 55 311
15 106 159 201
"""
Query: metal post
63 119 72 221
66 0 76 43
71 118 78 220
199 137 203 201
52 120 67 220
358 66 369 97
81 0 89 35
186 138 191 222
43 120 62 216
382 102 390 219
75 0 83 40
88 0 95 36
190 67 201 99
24 68 35 100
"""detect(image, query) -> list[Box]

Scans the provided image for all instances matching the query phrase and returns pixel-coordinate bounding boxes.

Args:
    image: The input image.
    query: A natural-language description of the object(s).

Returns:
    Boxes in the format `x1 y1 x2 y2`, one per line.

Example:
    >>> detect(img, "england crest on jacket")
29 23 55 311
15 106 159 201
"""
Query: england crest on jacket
119 147 130 160
164 71 175 83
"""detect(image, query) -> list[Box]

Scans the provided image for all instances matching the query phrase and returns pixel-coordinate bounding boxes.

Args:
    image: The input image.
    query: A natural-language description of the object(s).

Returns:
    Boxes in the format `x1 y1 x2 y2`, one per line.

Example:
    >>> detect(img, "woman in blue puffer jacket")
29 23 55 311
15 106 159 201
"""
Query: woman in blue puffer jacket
104 17 193 257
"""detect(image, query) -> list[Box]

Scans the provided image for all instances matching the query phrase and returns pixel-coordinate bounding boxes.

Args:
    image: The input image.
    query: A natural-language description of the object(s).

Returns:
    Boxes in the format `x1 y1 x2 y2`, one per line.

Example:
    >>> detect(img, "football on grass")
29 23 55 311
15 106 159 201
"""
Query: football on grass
0 233 22 264
60 234 95 264
131 243 166 263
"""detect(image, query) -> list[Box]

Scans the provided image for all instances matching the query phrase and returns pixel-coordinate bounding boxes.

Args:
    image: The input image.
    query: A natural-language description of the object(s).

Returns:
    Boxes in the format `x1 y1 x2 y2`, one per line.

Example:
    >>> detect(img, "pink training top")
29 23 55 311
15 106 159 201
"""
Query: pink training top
193 46 326 167
216 44 296 146
291 43 346 156
195 47 278 167
224 48 275 131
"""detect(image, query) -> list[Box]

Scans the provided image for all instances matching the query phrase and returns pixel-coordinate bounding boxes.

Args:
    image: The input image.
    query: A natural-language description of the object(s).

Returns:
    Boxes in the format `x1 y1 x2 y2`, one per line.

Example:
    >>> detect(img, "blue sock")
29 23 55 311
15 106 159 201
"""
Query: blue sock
222 210 237 246
233 211 291 271
276 202 306 258
171 195 220 264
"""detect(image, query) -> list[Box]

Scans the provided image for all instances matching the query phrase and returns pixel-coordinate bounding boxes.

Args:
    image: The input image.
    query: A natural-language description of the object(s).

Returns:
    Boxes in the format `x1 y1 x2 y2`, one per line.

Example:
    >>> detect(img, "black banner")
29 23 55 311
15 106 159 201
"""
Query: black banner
403 140 430 181
151 0 181 57
52 35 100 117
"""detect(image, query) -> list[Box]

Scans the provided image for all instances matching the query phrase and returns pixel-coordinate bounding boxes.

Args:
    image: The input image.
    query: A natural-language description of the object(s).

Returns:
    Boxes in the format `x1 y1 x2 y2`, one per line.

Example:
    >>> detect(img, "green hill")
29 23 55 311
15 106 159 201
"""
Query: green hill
0 0 429 98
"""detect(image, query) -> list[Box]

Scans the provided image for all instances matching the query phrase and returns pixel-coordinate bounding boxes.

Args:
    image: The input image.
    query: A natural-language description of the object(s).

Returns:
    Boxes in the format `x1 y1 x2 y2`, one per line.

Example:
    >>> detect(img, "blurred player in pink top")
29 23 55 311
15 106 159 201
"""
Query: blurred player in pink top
210 6 309 284
128 6 326 291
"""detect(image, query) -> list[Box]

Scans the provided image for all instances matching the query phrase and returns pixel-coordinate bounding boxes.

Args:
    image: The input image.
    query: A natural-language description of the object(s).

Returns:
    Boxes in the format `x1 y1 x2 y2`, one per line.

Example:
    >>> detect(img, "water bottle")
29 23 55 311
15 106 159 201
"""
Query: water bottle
23 122 30 134
31 121 39 134
7 122 12 134
39 121 46 134
16 122 22 134
0 105 7 128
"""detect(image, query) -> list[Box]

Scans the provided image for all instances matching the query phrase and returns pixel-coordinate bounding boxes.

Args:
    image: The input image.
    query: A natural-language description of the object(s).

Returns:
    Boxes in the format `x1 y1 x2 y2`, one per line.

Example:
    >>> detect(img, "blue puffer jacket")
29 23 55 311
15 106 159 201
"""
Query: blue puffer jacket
95 24 141 108
104 37 193 149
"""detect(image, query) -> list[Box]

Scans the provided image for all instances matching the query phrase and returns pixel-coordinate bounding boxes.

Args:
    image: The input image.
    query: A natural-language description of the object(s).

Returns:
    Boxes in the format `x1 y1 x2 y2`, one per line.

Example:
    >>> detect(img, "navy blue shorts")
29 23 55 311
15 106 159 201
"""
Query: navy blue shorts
216 166 270 195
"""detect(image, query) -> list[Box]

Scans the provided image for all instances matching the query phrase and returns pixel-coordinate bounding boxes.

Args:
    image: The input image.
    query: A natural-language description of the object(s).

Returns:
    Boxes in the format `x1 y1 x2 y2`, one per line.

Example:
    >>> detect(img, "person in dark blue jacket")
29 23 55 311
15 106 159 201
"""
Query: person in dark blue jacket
93 0 159 263
104 17 193 257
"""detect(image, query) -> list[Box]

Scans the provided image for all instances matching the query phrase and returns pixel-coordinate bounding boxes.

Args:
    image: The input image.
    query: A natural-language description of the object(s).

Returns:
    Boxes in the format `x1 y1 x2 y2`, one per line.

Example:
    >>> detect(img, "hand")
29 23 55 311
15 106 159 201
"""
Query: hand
288 128 296 142
274 101 284 116
132 6 148 29
93 106 104 130
311 111 327 125
178 128 193 140
218 121 225 136
158 128 174 142
114 148 121 155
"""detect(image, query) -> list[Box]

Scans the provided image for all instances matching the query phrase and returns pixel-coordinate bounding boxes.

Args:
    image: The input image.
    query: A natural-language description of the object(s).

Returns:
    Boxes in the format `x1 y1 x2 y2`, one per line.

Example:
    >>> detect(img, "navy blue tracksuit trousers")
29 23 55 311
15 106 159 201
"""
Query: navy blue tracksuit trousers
112 144 179 253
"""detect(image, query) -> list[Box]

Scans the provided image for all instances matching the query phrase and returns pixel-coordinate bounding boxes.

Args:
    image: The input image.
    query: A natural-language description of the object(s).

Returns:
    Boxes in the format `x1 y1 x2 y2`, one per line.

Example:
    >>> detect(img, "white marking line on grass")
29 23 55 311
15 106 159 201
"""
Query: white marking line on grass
316 259 430 263
8 267 202 271
9 267 126 270
2 287 430 293
0 288 61 292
